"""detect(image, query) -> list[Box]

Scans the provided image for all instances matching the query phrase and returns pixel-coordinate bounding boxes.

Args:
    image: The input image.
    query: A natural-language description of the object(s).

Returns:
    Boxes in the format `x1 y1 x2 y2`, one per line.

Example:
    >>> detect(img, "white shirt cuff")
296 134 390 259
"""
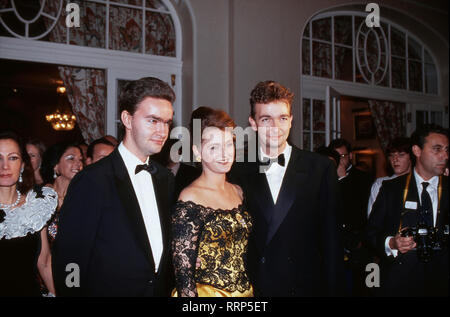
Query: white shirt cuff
385 236 398 257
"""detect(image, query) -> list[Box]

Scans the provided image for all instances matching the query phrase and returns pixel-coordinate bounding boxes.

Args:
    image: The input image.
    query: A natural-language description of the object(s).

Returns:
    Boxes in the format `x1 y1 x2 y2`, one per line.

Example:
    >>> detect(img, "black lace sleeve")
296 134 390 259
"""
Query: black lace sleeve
171 201 204 297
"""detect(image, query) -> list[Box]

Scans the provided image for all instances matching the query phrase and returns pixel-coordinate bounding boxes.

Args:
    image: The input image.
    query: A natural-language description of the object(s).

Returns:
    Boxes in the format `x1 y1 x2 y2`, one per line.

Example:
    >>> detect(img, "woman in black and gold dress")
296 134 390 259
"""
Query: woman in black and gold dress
171 107 253 297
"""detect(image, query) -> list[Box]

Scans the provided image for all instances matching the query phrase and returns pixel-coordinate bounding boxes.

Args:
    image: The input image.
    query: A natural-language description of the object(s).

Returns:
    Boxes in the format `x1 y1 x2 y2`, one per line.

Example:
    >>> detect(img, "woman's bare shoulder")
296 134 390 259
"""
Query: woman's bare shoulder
231 183 244 200
178 183 203 203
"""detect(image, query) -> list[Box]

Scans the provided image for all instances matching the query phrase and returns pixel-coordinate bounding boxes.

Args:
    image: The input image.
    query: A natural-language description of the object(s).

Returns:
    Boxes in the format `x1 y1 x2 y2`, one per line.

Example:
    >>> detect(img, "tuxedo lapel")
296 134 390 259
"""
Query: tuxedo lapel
400 175 420 230
244 162 272 254
250 167 275 224
111 149 156 270
406 174 420 205
266 148 307 245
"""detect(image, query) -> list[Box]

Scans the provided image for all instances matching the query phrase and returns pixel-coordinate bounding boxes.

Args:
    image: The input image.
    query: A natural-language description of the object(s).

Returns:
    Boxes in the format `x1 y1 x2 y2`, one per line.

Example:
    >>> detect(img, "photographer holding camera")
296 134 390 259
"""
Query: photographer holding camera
367 124 448 296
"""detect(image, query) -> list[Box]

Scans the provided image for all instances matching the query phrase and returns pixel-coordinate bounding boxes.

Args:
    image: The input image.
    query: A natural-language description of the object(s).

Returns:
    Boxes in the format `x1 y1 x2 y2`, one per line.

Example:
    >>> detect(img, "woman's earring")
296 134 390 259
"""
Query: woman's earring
19 168 23 183
53 170 58 179
196 156 201 162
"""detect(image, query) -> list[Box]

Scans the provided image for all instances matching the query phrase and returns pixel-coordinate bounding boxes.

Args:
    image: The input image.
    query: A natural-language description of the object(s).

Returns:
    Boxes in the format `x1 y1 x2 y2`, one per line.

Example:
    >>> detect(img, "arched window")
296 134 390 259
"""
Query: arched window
0 0 177 57
301 11 442 152
302 13 438 94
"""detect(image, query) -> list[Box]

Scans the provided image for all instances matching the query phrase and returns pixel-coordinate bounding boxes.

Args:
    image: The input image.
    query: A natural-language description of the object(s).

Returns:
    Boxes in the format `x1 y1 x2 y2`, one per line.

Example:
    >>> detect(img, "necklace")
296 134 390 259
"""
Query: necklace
0 190 21 210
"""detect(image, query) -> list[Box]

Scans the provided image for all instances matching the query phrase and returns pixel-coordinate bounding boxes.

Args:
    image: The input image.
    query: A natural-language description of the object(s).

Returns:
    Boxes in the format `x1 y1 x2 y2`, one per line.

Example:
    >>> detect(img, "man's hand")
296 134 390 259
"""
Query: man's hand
389 232 416 254
336 165 347 178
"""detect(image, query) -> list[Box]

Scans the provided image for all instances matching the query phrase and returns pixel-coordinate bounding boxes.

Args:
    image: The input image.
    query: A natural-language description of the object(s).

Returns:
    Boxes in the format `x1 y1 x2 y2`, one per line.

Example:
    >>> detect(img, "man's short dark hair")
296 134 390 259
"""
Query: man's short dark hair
86 137 114 159
410 124 449 149
119 77 175 116
316 145 341 166
328 138 352 153
249 81 294 118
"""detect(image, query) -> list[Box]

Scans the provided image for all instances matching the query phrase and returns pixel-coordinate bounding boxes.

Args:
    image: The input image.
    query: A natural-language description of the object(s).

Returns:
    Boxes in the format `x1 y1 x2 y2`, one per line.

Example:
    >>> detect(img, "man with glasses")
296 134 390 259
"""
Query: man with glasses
329 138 373 296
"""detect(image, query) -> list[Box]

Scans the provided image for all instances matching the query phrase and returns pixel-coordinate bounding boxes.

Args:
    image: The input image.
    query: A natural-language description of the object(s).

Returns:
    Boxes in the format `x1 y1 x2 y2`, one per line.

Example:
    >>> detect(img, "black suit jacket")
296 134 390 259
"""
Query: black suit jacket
339 166 373 252
52 148 175 296
366 173 449 296
339 167 373 233
229 146 344 296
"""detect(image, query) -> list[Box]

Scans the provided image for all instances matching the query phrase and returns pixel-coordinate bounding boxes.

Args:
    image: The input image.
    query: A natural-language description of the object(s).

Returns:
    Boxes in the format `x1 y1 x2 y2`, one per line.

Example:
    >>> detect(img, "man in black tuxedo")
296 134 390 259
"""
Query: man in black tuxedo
367 125 449 296
329 138 373 296
52 77 176 296
329 139 373 239
230 81 344 296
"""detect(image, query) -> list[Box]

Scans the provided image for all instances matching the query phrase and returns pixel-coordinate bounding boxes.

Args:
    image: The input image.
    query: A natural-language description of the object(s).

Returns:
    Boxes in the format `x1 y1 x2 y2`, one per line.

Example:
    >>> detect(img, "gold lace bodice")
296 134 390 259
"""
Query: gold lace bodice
171 200 252 297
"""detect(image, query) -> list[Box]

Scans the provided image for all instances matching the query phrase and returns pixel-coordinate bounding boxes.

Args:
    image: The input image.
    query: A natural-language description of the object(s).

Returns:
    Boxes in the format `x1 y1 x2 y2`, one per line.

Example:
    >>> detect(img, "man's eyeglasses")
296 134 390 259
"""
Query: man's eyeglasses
339 153 349 158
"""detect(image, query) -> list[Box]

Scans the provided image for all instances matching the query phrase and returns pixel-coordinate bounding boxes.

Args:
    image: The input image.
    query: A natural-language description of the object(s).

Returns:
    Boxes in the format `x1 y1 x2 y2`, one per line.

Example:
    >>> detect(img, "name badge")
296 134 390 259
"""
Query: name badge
405 201 417 209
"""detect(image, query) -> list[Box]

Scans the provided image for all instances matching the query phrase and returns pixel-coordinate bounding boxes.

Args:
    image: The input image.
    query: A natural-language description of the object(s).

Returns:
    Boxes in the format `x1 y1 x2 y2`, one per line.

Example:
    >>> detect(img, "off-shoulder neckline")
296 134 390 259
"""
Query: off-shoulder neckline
176 199 243 213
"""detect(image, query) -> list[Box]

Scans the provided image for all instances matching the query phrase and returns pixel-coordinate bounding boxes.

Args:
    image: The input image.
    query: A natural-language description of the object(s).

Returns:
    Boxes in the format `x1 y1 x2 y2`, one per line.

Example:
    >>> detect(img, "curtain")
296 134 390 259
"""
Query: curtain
58 67 106 144
368 100 406 152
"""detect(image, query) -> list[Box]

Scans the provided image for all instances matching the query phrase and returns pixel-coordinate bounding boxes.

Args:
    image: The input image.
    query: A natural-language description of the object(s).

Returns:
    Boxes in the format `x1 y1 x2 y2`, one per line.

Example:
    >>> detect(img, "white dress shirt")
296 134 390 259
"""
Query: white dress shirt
413 170 439 226
118 143 163 271
260 144 292 204
385 169 439 257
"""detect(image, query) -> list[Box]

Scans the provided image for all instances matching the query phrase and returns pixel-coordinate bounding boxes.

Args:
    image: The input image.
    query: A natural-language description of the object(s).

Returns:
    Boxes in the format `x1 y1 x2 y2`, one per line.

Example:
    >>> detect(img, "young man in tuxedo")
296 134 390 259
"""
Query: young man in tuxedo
367 125 449 296
52 77 176 296
230 81 344 296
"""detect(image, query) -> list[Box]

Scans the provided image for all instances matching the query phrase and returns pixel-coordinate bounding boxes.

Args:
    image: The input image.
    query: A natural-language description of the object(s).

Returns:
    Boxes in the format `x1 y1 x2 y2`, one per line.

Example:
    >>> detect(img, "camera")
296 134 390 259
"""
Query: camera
400 223 449 263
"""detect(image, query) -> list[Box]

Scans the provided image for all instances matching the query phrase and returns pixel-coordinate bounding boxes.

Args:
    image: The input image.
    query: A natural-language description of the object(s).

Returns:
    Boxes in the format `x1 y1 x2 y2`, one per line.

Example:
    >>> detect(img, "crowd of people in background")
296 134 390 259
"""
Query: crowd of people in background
315 130 449 297
0 132 118 296
0 77 448 298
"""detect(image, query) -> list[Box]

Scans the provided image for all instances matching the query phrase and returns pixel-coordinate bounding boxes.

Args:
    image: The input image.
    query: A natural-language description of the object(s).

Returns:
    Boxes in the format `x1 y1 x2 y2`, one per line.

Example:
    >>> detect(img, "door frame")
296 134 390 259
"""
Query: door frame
326 85 342 145
301 76 447 148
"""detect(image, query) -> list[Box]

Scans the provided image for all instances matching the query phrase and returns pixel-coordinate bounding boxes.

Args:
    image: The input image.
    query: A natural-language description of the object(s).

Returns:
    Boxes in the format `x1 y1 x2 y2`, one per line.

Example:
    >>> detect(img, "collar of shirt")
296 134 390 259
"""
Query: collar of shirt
259 143 292 174
413 168 439 192
413 168 439 226
118 142 149 178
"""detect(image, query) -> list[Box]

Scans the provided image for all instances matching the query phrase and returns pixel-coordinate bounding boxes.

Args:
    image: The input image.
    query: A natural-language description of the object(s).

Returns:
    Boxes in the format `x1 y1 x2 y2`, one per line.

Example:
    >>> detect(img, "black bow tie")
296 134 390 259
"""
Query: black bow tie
260 153 285 167
135 162 158 175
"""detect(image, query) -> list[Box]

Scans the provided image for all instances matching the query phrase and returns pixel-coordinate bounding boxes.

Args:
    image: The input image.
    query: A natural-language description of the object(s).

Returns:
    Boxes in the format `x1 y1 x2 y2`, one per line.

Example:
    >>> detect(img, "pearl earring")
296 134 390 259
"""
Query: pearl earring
18 167 24 183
